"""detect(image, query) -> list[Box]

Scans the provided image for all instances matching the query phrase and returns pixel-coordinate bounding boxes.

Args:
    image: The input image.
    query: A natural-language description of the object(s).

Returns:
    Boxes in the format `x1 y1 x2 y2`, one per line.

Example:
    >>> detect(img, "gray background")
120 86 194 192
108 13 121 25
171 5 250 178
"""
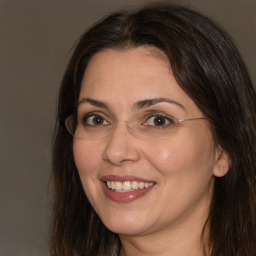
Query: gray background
0 0 255 255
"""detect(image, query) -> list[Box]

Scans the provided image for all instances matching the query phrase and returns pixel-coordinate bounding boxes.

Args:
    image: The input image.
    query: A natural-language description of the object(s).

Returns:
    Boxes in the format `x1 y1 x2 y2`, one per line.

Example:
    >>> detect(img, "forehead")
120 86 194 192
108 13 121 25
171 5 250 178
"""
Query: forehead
79 47 198 114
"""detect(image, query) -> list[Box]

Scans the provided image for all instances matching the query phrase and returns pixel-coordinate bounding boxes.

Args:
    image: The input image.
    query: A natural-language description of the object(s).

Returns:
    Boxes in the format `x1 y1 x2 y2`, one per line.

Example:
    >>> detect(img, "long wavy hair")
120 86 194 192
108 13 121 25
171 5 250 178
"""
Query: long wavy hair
50 3 256 256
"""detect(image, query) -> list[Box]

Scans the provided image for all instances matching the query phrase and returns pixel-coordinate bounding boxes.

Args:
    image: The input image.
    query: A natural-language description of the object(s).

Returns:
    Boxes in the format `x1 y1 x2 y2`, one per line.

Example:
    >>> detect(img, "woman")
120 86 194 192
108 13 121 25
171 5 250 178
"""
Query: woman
50 3 256 256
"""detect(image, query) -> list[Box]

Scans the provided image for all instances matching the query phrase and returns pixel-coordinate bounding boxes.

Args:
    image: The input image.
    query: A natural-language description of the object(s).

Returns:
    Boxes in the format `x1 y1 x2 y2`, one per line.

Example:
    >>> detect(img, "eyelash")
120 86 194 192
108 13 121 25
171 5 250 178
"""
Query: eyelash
80 112 175 127
142 114 174 127
81 113 110 126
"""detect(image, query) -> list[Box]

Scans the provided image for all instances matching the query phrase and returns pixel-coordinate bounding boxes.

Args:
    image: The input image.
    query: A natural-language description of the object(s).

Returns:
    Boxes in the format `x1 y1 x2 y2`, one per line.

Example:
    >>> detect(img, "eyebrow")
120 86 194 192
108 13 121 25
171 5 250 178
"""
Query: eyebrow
78 97 184 110
78 98 110 109
134 98 185 110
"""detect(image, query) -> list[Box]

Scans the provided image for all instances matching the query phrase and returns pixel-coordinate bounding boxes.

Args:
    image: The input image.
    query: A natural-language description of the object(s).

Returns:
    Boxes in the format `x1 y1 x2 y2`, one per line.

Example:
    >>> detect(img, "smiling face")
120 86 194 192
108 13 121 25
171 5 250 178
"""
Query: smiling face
73 47 228 238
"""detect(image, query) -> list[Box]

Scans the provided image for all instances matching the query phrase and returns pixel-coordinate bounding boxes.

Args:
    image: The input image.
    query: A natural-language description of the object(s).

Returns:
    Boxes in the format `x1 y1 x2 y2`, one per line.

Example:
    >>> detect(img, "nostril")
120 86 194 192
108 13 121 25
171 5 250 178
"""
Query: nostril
102 132 141 166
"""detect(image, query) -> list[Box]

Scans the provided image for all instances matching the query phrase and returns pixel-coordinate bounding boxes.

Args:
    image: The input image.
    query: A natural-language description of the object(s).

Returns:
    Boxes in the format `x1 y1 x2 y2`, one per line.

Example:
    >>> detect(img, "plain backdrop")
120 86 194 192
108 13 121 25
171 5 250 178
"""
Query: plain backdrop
0 0 255 255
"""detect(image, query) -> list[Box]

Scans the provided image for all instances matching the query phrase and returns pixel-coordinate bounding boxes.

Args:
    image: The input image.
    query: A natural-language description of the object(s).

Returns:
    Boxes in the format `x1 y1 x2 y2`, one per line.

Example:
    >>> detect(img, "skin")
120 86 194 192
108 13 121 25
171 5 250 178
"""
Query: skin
73 47 230 256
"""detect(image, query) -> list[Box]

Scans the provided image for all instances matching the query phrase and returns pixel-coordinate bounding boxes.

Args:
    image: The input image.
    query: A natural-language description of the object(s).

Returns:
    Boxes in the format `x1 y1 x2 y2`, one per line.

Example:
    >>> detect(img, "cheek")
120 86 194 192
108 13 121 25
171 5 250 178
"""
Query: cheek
73 140 102 176
142 142 182 175
142 131 215 177
73 140 104 209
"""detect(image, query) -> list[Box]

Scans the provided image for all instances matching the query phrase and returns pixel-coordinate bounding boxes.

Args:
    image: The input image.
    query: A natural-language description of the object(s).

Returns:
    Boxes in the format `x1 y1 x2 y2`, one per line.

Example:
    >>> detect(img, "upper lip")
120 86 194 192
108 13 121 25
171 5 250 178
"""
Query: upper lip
100 175 155 183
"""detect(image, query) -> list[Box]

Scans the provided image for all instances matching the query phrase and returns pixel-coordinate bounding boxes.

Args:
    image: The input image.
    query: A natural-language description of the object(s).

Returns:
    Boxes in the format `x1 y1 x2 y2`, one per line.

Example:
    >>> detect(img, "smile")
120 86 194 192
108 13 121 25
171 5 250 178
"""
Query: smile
101 175 156 203
106 180 154 192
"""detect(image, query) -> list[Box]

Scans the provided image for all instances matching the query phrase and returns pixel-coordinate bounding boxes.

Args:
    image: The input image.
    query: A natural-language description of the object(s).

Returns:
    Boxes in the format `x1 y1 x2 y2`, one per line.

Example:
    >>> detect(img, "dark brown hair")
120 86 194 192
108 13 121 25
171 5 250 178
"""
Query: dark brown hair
50 3 256 256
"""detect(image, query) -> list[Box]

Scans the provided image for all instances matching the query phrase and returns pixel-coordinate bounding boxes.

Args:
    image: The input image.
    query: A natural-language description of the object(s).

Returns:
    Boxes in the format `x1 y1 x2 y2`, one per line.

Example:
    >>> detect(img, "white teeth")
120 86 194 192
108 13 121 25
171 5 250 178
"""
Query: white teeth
131 181 139 189
139 182 144 189
106 181 154 192
123 181 131 191
115 181 122 190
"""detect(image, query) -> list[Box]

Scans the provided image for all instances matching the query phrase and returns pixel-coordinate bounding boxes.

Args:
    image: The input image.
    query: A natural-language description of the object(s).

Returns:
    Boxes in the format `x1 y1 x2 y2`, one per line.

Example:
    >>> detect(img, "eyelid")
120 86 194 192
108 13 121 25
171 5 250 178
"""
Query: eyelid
79 112 111 125
86 115 110 125
140 110 177 120
78 110 111 119
78 109 178 124
143 114 174 124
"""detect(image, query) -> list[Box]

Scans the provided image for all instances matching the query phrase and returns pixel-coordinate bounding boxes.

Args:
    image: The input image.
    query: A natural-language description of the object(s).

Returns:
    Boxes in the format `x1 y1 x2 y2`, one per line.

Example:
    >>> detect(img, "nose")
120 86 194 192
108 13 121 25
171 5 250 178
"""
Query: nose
102 122 141 166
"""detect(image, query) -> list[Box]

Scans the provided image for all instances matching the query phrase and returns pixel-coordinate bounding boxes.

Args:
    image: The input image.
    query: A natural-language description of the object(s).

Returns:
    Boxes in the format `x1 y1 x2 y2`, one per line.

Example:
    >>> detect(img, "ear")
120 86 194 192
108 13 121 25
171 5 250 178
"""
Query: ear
213 146 231 177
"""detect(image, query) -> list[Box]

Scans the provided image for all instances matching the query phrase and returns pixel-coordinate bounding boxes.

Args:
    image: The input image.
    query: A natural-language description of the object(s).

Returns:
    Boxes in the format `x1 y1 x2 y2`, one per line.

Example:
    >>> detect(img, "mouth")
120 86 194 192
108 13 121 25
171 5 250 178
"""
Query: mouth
100 175 156 203
106 180 154 192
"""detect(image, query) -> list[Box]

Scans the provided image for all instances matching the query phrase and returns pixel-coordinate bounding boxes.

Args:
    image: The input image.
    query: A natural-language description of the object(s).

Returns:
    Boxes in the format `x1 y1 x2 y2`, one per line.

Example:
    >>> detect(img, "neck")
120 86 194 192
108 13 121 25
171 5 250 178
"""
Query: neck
118 202 210 256
119 226 206 256
119 231 205 256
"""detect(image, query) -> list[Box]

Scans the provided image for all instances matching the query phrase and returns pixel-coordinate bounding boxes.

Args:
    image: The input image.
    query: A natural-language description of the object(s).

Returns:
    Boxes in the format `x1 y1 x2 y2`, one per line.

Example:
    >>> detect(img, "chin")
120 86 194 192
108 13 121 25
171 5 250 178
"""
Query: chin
105 222 150 236
99 209 154 236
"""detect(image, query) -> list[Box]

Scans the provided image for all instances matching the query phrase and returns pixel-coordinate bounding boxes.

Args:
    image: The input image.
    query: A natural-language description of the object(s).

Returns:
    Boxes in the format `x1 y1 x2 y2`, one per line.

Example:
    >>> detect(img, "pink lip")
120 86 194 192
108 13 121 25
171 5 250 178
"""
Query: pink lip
100 175 156 203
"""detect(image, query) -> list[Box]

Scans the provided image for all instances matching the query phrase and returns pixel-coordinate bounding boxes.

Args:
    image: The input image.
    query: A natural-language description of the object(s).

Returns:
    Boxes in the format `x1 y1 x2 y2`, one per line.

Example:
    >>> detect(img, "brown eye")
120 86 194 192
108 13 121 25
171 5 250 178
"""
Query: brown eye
153 116 167 126
143 115 174 128
82 114 110 126
92 115 104 125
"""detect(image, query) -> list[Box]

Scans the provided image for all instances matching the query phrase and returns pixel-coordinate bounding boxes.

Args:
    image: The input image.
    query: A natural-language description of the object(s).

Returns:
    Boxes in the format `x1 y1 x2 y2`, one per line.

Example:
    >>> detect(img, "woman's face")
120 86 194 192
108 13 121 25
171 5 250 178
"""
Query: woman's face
73 47 227 237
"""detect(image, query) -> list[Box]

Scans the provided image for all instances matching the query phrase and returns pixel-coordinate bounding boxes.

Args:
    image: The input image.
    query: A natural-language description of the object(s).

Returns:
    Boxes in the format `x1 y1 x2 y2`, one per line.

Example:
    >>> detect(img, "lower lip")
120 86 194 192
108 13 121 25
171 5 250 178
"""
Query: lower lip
101 182 154 203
